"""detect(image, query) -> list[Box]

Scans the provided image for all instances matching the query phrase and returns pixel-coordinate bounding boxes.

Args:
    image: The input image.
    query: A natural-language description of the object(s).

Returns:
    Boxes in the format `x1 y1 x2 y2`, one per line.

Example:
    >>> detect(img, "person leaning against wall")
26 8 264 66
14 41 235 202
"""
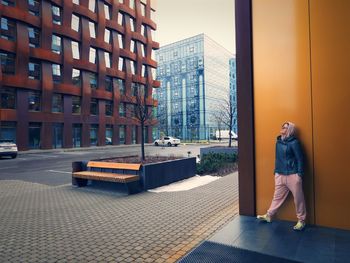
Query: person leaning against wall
257 121 307 231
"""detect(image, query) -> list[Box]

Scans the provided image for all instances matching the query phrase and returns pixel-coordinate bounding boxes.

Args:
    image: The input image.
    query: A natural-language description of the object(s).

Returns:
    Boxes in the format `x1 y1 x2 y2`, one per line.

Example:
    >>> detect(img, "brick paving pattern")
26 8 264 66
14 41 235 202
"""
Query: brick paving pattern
0 173 238 262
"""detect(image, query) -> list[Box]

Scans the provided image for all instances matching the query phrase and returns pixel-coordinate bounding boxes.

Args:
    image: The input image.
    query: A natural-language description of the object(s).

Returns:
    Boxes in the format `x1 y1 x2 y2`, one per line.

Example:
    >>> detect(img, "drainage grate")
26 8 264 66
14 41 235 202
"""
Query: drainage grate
178 241 301 263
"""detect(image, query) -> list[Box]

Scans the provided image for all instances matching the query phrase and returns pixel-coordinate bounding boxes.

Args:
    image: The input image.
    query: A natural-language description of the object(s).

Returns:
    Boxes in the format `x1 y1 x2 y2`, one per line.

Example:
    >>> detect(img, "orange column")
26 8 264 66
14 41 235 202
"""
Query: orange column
252 0 315 223
309 0 350 229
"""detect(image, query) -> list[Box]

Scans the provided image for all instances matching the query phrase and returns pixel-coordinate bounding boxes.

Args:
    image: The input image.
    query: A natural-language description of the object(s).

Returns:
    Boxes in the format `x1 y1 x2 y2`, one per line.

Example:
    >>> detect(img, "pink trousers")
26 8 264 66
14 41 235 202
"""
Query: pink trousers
267 173 306 221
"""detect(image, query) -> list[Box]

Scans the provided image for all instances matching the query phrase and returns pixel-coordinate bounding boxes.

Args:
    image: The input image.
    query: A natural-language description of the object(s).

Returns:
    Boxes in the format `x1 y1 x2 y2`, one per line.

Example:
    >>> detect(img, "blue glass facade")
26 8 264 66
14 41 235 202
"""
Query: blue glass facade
230 58 238 134
155 34 234 140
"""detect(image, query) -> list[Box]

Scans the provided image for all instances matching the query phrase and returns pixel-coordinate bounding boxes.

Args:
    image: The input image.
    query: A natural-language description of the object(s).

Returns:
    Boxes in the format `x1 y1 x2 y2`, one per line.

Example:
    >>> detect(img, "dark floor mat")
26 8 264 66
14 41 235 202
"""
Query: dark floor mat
178 241 301 263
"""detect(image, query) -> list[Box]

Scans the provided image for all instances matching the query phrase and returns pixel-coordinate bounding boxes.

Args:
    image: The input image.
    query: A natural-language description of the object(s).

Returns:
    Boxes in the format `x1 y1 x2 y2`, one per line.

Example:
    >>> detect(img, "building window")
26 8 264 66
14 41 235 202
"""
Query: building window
132 125 137 144
151 29 155 40
52 123 63 149
52 5 61 25
72 0 79 4
1 0 15 6
104 29 110 43
72 96 81 114
28 91 41 111
130 40 135 53
104 52 111 68
72 124 82 147
130 17 135 32
52 64 61 83
28 27 40 48
71 14 80 32
89 47 96 64
72 68 81 86
141 84 147 97
141 3 146 16
28 0 40 16
141 24 146 37
88 0 96 12
141 44 146 57
90 124 98 146
119 102 126 117
0 121 16 142
90 98 98 115
116 78 125 95
89 21 96 38
131 82 138 96
104 4 111 20
52 93 63 113
0 51 15 74
71 41 80 59
129 0 135 9
118 33 124 48
105 100 113 116
118 57 124 71
119 125 125 144
130 60 136 75
142 65 146 77
0 88 16 109
90 73 97 89
0 17 16 41
51 35 61 54
151 68 156 79
118 12 123 25
28 60 41 80
106 125 113 145
28 122 41 149
105 76 112 92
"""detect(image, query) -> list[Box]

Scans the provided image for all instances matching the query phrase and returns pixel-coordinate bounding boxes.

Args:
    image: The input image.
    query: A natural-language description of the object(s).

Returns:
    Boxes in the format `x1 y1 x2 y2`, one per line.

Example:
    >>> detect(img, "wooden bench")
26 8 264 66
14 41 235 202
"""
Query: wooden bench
72 161 142 194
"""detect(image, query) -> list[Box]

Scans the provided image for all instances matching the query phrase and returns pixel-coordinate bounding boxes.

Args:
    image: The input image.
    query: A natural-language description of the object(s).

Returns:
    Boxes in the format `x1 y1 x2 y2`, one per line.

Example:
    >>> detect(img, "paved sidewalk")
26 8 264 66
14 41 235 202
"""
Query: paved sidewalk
0 173 238 262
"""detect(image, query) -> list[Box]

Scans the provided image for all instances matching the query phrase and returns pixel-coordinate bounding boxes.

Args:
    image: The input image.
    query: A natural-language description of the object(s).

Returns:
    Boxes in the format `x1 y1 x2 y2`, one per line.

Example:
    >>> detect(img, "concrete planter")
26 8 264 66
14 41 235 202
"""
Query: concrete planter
200 146 238 158
140 157 196 190
72 157 196 192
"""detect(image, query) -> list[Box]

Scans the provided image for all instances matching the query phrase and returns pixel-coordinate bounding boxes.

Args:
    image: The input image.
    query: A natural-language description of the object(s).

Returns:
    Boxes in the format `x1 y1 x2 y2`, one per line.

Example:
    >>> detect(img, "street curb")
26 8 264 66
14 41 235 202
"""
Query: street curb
18 143 153 156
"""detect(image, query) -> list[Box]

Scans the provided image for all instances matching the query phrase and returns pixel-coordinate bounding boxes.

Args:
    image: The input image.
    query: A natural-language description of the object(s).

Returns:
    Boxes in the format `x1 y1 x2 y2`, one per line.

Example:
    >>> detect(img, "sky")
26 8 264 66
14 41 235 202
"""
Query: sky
154 0 236 54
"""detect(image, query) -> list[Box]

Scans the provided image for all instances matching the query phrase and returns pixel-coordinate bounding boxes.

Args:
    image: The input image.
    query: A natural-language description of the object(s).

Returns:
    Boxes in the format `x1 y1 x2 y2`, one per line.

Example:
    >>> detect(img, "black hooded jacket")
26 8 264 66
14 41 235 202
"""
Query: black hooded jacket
274 135 304 176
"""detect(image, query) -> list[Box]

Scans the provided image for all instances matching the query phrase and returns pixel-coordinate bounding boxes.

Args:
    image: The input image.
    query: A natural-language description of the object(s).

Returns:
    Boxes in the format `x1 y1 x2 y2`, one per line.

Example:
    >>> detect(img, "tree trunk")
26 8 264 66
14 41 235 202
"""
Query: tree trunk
141 123 145 161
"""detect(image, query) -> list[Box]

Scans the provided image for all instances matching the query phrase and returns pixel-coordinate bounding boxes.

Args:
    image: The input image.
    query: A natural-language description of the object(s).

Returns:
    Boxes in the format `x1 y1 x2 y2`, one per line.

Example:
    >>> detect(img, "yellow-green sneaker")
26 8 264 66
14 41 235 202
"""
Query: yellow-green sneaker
257 214 271 223
293 221 306 231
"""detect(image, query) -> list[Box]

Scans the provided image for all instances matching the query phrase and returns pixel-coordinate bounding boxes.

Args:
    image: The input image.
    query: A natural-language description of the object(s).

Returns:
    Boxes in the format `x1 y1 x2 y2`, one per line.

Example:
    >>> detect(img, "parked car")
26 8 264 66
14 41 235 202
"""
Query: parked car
105 137 112 145
0 139 18 159
154 136 181 147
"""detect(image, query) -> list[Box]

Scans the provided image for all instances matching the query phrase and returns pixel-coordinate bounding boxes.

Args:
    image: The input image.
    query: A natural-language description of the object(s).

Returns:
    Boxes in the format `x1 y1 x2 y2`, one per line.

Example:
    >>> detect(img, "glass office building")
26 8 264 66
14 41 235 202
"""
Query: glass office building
155 34 234 140
230 58 238 134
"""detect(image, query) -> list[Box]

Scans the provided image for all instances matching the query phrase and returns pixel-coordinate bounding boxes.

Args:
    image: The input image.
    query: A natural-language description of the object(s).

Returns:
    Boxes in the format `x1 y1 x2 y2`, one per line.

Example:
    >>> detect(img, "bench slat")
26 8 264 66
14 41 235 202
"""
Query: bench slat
73 171 139 183
87 161 141 171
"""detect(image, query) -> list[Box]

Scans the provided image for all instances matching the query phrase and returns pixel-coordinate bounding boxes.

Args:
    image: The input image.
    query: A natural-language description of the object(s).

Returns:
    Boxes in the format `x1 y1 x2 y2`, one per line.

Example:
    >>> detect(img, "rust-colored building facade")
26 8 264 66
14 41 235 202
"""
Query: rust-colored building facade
0 0 159 151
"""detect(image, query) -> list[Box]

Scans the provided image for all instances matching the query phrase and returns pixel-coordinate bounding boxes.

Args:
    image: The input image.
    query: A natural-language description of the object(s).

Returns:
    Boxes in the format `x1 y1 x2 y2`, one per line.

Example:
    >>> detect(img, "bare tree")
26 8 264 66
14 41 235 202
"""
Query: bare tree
218 98 234 147
125 83 156 161
211 111 224 141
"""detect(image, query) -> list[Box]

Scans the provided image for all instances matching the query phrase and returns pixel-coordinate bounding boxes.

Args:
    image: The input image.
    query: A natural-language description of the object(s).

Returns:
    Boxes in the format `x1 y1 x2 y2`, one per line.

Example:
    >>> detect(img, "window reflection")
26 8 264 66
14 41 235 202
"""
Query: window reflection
28 91 41 111
0 88 16 109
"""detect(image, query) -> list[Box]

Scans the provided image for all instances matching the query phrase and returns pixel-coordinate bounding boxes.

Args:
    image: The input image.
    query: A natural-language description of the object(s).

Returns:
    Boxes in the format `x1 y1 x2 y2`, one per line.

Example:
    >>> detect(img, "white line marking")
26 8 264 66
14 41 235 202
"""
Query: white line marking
47 170 72 174
29 154 58 158
0 166 17 170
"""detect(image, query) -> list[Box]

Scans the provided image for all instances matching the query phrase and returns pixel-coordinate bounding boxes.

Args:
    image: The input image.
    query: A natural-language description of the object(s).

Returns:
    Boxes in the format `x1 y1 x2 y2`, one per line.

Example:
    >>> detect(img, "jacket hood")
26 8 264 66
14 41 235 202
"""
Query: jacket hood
282 121 295 140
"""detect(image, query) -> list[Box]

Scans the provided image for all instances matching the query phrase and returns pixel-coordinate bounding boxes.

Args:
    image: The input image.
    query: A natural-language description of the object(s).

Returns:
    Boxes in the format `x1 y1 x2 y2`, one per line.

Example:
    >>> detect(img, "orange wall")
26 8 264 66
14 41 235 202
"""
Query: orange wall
252 0 350 229
309 0 350 229
252 0 315 224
